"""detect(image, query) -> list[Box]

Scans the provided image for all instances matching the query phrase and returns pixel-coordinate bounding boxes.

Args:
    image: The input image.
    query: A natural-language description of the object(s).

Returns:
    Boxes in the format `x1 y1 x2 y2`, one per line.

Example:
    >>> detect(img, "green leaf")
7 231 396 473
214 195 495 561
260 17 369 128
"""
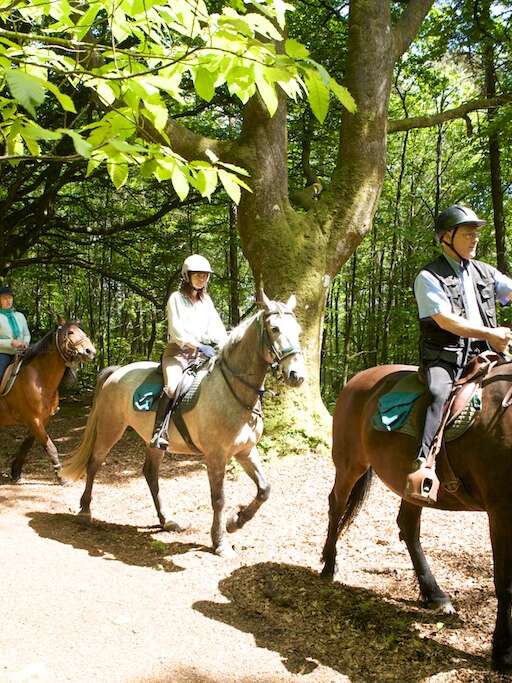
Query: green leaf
144 100 168 132
329 78 357 113
107 155 129 189
255 73 278 117
86 157 102 177
305 69 329 123
59 129 92 157
5 69 46 117
171 166 189 200
285 38 309 59
218 169 241 204
193 67 216 102
195 166 218 200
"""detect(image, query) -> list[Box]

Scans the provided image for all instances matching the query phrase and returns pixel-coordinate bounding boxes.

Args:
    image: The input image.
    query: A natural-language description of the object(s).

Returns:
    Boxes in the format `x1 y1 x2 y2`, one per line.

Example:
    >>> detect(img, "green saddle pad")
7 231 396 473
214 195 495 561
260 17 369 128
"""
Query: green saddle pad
133 370 163 411
372 371 481 442
132 366 207 413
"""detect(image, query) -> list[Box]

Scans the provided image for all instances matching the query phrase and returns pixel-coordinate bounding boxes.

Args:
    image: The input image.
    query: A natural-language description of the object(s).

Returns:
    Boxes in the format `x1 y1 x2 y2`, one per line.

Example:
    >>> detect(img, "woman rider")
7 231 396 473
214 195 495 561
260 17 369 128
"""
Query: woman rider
150 255 228 449
0 285 30 380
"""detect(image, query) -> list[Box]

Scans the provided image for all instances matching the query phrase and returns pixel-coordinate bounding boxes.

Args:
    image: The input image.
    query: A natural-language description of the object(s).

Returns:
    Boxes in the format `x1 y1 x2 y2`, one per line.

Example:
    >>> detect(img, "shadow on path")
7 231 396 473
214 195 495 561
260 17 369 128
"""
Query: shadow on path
194 562 490 682
28 511 208 572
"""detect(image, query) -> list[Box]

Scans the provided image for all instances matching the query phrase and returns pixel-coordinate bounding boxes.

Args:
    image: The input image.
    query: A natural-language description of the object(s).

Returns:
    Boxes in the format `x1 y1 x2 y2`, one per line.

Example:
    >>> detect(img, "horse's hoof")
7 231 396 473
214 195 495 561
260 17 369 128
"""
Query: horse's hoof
214 541 237 559
424 597 456 615
10 474 22 484
226 514 240 533
320 560 338 581
492 652 512 674
162 520 187 533
76 511 92 525
55 475 70 486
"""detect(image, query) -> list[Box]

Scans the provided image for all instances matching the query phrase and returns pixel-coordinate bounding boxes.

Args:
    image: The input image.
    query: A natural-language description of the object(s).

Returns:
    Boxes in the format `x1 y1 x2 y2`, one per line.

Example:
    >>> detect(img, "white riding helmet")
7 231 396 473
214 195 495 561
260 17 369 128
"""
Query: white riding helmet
181 254 212 283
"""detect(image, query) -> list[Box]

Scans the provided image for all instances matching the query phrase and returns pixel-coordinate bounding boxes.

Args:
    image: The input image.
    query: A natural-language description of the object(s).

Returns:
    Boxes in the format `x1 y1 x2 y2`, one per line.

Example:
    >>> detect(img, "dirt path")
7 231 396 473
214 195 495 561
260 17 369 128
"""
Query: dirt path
0 403 509 683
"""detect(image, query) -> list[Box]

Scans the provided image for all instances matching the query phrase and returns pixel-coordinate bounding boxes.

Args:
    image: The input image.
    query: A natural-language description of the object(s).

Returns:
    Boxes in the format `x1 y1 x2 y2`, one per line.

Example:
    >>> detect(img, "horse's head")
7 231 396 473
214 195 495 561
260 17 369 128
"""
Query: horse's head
258 290 306 387
56 321 96 366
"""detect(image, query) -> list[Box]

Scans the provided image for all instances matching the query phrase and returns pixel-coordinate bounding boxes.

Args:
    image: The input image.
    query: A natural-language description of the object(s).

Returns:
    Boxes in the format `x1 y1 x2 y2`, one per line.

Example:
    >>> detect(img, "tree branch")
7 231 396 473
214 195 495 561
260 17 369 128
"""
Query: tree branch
392 0 435 61
388 93 512 133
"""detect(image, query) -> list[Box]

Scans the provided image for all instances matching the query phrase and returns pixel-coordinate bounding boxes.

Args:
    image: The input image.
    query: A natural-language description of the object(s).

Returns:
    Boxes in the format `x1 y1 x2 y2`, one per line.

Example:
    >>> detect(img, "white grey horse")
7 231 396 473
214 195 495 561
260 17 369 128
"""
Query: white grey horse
62 292 306 557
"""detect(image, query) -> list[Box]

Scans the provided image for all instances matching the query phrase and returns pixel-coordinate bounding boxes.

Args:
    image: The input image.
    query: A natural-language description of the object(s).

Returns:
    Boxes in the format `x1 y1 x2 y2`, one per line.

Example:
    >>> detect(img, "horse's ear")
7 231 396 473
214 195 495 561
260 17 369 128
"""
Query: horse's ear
286 294 297 311
56 315 66 326
256 288 272 311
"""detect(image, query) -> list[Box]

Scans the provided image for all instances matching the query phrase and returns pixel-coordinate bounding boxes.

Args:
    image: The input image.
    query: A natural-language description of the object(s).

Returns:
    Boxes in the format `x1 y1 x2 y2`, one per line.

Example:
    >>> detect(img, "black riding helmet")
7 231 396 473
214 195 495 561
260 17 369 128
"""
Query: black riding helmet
435 204 486 240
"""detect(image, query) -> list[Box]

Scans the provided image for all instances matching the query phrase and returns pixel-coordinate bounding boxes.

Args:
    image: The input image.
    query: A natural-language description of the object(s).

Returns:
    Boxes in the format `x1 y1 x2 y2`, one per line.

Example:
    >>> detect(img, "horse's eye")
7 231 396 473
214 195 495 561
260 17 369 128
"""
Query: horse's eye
69 330 74 335
271 326 279 333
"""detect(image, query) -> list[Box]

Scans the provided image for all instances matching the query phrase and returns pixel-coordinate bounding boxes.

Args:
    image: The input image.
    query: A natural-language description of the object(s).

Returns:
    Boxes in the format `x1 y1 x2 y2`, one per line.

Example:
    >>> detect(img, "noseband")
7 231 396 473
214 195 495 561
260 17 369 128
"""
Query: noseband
259 309 303 367
55 326 89 366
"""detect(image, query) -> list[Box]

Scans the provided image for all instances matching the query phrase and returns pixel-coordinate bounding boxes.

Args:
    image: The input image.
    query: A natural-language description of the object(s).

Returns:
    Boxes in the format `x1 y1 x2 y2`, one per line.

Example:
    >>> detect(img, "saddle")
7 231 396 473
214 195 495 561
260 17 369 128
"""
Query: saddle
0 355 24 397
405 351 502 504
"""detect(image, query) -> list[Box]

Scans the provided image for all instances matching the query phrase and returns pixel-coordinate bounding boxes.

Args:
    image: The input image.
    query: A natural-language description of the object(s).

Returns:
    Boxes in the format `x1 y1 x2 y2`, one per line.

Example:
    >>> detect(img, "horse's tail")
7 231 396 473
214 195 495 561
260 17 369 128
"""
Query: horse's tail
337 468 373 536
61 367 118 481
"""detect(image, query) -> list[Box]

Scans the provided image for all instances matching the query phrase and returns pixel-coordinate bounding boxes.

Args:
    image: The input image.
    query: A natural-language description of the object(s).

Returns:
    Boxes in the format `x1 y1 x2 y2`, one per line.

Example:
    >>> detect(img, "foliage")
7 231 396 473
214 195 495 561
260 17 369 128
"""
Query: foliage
0 0 354 193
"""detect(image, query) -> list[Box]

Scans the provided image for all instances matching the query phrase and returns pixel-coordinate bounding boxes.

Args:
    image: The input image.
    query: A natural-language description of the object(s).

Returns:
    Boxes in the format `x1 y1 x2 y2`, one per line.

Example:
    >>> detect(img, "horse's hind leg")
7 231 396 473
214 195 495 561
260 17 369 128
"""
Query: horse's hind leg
78 419 126 522
488 507 512 672
10 435 35 481
397 499 455 613
205 454 234 558
143 447 184 532
226 446 270 533
321 465 369 580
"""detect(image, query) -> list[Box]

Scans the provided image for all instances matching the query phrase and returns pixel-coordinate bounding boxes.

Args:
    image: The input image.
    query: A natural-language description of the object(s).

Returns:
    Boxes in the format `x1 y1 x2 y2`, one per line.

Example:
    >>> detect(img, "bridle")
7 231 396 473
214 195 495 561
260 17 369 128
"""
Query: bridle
218 308 303 414
55 324 90 367
258 309 303 367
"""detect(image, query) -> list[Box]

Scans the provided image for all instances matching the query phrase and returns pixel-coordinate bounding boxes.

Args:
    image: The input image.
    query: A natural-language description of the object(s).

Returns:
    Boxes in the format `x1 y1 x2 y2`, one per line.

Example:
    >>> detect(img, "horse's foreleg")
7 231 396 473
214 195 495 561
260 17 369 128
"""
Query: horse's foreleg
397 499 455 613
28 419 64 484
206 455 234 558
10 435 35 481
143 447 184 532
226 447 270 533
489 508 512 673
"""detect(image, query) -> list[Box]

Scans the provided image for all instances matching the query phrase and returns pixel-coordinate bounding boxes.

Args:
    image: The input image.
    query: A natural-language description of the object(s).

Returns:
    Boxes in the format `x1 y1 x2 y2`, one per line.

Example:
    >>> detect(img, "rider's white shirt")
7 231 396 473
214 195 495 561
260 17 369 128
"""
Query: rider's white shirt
166 291 228 349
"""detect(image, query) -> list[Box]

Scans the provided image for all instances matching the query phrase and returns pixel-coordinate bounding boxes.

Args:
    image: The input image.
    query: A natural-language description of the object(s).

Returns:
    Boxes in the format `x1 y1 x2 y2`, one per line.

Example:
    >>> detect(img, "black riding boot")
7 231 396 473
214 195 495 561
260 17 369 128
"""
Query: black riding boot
150 391 173 450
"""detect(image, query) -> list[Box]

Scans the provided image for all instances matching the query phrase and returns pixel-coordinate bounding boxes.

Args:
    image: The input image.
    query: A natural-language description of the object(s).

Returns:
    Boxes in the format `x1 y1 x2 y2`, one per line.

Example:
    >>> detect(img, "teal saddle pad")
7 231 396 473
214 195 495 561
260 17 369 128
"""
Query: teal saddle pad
372 371 481 442
133 370 163 411
132 367 205 413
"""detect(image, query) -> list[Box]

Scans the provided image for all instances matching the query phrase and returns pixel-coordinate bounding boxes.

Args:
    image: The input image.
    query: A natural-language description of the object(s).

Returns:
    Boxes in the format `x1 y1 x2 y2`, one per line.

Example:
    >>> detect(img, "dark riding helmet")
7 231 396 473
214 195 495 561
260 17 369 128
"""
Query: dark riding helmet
0 285 13 295
434 204 486 240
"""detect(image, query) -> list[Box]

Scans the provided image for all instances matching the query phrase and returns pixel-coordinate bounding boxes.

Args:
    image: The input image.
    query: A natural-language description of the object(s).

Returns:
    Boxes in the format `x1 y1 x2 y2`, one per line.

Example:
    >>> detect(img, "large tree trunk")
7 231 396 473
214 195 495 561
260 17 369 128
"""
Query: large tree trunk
234 1 400 450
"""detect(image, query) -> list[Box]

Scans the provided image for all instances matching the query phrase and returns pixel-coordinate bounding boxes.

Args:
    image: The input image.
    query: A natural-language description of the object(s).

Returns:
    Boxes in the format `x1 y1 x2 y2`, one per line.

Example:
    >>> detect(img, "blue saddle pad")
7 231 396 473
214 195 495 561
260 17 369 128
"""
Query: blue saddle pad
372 391 422 431
133 381 163 412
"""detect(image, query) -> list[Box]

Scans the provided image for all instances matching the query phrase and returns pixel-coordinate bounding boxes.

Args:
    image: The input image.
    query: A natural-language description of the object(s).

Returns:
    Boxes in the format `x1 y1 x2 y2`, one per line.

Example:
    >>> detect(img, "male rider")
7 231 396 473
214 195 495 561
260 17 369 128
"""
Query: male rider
412 205 512 478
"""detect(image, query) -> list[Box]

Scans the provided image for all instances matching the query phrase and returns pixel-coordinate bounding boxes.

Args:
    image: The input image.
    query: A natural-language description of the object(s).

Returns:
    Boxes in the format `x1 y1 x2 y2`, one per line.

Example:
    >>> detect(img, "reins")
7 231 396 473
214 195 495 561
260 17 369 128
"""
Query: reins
216 307 302 415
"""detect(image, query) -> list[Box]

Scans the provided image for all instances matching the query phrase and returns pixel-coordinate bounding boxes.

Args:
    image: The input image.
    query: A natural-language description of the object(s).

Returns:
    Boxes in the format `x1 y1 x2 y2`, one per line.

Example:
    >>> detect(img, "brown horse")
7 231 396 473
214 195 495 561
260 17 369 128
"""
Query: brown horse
1 322 96 483
321 362 512 673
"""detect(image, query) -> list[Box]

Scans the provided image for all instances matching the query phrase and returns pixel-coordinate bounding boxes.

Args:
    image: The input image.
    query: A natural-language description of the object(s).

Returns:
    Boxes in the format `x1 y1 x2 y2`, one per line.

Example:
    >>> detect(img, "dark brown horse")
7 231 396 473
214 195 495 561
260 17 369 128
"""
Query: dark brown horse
321 362 512 673
0 322 96 483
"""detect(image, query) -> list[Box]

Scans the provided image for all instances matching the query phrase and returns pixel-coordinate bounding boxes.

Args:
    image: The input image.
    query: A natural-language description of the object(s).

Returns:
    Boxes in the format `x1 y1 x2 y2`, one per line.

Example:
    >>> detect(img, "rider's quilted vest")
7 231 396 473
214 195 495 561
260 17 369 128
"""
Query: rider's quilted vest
418 256 497 366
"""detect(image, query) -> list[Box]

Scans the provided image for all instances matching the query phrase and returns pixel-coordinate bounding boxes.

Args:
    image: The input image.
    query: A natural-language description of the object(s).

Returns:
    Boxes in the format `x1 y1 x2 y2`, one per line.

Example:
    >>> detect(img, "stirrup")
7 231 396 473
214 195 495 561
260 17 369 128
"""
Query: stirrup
404 466 440 504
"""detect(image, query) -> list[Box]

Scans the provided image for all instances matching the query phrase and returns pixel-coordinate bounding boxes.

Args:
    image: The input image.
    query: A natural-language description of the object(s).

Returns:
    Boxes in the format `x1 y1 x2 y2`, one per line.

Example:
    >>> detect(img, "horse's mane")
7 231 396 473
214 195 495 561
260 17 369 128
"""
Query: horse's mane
22 328 57 365
220 301 295 355
222 311 260 352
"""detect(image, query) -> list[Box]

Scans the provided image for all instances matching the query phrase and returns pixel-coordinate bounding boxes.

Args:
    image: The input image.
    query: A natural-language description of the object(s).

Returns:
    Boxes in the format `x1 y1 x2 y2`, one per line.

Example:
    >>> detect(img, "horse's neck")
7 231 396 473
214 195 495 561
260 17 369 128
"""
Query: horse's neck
29 347 66 394
221 319 268 394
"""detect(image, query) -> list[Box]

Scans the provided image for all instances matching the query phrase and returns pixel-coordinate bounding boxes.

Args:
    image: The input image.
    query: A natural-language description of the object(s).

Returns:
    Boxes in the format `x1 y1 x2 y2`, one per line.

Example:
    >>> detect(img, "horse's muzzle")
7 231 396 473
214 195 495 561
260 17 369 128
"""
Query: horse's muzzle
288 370 305 387
81 345 96 360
